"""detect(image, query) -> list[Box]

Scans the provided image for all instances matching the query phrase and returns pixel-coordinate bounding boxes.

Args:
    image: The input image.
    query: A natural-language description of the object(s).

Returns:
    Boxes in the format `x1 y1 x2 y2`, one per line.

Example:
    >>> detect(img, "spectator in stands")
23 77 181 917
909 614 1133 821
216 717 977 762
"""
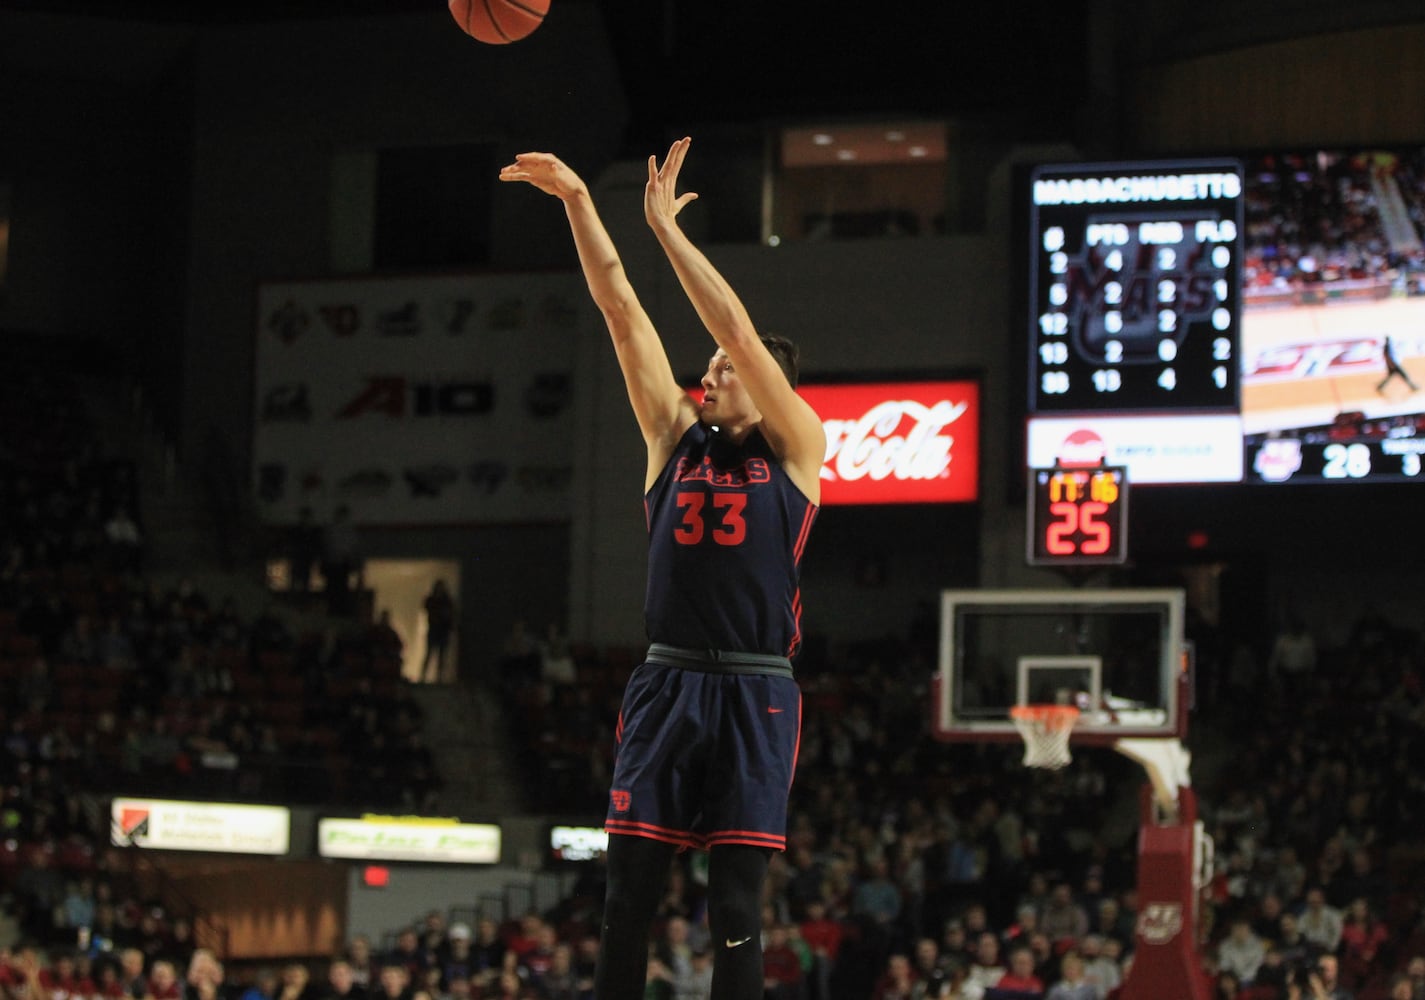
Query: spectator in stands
853 856 905 957
1252 947 1292 1000
1402 957 1424 1000
320 505 361 617
39 951 95 1000
995 946 1046 998
1025 933 1058 988
910 938 952 1000
319 962 366 1000
642 945 673 1000
1298 890 1344 955
373 965 412 1000
469 919 507 990
1077 937 1120 1000
148 961 182 1000
386 930 425 984
2 943 44 1000
1218 919 1268 986
1039 885 1090 947
439 926 474 989
671 947 711 1000
1338 899 1388 989
653 917 694 986
1217 970 1243 1000
286 507 322 594
498 620 540 692
1045 953 1097 1000
870 953 917 1000
517 924 561 985
164 919 196 969
799 898 843 1000
1308 956 1352 1000
240 969 278 1000
103 505 143 574
182 949 231 1000
533 944 580 1000
964 934 1007 1000
1268 616 1317 687
762 924 804 1000
420 581 456 684
276 965 314 1000
1334 850 1388 913
344 939 376 991
538 623 577 689
119 949 148 998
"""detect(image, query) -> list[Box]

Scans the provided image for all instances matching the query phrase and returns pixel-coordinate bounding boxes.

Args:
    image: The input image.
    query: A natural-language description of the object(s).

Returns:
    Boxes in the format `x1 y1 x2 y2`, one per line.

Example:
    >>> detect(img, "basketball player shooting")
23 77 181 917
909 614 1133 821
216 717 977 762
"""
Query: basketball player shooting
499 136 824 1000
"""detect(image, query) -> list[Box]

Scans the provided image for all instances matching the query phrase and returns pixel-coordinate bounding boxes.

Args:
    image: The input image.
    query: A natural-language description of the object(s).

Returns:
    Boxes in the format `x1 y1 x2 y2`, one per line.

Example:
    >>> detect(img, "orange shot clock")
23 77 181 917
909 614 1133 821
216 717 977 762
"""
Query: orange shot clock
1027 466 1129 565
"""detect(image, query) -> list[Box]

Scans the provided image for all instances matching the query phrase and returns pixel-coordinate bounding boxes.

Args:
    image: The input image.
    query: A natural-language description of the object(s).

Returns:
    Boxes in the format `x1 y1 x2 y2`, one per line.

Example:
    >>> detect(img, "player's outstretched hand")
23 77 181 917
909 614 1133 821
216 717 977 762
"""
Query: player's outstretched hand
644 135 699 233
499 152 588 201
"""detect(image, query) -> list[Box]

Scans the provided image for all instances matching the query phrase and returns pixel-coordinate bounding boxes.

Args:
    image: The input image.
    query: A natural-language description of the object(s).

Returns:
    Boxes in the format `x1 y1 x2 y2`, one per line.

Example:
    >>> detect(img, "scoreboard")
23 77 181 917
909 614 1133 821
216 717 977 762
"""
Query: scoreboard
1028 161 1245 415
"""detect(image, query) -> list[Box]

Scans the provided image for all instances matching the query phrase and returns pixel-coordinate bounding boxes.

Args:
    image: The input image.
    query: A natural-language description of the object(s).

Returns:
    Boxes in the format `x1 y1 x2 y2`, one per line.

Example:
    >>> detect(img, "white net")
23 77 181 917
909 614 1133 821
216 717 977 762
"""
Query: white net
1010 705 1079 769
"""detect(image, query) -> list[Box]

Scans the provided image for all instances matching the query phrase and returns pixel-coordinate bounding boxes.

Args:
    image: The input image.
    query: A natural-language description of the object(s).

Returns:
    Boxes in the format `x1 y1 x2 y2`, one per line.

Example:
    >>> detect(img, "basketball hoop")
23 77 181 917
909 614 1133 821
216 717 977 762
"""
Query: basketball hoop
1010 704 1080 769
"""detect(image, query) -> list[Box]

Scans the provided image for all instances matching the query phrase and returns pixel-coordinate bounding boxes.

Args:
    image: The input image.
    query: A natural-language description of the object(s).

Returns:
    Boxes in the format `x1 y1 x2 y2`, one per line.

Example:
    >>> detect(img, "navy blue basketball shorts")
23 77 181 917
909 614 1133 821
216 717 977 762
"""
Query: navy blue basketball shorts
605 660 801 852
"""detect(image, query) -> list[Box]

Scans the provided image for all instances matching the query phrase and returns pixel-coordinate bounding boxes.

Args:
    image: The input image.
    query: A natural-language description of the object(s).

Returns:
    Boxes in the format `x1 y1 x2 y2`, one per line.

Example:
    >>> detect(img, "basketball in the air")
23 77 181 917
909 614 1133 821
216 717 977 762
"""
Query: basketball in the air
449 0 549 44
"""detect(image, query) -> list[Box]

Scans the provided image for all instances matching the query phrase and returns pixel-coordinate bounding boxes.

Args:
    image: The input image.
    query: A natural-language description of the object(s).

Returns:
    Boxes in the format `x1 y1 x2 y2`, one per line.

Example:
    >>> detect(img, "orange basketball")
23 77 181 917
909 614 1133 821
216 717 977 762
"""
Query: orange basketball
449 0 549 44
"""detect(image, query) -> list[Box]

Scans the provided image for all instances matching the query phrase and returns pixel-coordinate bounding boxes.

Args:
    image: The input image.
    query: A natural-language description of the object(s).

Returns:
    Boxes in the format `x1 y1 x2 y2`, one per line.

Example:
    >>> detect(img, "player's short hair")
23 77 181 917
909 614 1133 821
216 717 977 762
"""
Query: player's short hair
761 334 800 388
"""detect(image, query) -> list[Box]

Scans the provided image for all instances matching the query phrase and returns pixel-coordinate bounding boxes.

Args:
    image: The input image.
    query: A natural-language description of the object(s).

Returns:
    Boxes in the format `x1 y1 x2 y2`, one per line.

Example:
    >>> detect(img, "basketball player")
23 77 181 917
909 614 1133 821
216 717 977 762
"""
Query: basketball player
499 136 824 1000
1376 335 1419 394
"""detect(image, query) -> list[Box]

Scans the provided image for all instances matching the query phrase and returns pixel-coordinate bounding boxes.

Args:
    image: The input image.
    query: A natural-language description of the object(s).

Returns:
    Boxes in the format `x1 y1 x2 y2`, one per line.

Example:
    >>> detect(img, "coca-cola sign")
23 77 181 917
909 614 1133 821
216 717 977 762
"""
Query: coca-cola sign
683 379 979 505
803 381 979 505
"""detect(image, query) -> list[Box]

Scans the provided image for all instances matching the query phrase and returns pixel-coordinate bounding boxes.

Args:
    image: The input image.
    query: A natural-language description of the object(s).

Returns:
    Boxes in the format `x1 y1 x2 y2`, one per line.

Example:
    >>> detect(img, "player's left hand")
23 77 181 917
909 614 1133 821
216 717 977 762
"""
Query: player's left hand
644 135 699 232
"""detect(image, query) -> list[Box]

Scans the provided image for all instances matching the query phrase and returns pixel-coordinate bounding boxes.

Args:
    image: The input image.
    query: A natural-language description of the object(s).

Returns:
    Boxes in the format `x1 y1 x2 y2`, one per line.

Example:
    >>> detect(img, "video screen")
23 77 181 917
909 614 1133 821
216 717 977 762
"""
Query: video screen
1024 147 1425 485
1240 146 1425 483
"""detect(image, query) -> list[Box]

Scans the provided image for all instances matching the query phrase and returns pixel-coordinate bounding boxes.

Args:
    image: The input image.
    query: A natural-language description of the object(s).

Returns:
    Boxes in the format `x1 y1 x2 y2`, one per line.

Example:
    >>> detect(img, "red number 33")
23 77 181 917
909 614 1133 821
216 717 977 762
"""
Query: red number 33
674 491 748 546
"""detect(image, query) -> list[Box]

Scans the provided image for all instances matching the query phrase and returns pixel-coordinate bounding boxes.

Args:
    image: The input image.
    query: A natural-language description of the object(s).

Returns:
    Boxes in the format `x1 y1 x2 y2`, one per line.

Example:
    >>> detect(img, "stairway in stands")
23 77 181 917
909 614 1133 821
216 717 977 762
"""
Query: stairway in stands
408 681 527 819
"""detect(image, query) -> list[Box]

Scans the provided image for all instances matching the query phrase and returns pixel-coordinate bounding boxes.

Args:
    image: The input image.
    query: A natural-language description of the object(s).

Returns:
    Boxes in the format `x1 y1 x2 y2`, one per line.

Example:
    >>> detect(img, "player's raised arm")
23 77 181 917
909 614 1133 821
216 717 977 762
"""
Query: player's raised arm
499 152 697 484
642 137 825 501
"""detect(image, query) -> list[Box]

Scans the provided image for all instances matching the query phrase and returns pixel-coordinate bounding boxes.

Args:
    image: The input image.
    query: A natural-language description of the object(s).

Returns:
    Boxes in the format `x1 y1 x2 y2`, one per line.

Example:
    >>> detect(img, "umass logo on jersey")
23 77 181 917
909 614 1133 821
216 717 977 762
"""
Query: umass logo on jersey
673 455 772 488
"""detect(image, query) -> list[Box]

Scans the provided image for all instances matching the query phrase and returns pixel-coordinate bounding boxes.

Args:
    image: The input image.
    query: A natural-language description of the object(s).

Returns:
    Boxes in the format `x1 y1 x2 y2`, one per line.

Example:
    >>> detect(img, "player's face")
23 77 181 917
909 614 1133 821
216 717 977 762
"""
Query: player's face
699 349 758 427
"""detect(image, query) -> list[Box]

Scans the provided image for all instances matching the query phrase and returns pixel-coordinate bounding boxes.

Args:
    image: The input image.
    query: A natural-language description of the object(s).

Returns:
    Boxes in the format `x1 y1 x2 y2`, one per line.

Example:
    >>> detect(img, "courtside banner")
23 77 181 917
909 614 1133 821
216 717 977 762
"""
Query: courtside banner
111 799 291 855
802 380 980 505
254 273 582 525
317 817 501 864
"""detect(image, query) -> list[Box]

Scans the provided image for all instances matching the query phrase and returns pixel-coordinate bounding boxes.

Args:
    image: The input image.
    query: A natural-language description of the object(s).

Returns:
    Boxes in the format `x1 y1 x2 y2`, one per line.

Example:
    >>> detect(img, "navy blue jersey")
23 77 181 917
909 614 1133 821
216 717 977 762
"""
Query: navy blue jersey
643 421 818 658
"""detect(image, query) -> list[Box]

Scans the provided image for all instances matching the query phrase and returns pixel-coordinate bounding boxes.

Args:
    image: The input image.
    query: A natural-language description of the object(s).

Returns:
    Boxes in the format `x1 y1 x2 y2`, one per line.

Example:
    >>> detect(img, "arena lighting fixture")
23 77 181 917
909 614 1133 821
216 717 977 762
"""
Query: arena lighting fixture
781 122 947 167
836 149 856 161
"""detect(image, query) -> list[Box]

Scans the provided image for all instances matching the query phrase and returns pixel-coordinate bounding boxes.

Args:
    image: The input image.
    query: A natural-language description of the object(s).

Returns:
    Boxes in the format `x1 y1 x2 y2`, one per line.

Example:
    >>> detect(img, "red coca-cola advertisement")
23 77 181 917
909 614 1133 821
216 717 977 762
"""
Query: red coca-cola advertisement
804 380 979 506
684 379 980 505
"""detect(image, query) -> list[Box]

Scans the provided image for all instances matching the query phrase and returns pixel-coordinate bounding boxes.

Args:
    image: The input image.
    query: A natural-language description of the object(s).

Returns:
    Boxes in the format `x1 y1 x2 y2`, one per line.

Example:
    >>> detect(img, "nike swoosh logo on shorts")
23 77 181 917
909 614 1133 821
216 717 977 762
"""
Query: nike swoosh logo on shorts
725 937 753 948
767 707 784 714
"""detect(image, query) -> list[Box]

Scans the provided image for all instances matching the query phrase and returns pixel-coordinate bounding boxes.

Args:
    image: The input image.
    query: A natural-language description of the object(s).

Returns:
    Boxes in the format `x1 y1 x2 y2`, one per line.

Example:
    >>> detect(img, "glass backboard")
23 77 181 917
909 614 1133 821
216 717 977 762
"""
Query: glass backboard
936 588 1188 744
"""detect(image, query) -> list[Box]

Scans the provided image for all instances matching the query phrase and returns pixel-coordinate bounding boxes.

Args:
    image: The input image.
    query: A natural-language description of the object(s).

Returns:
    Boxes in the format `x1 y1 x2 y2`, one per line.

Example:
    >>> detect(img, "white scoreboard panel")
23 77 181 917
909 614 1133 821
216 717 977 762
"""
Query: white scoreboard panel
1028 160 1245 415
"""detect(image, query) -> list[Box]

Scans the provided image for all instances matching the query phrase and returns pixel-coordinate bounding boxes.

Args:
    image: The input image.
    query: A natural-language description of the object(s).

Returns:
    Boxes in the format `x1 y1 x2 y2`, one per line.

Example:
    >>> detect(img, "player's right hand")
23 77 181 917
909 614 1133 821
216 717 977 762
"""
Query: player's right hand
498 152 588 201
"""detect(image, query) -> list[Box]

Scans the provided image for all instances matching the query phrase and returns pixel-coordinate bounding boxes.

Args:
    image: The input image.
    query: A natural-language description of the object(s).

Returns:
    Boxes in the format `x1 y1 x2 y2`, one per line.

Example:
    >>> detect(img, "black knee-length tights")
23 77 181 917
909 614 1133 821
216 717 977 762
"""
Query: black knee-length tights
596 835 771 1000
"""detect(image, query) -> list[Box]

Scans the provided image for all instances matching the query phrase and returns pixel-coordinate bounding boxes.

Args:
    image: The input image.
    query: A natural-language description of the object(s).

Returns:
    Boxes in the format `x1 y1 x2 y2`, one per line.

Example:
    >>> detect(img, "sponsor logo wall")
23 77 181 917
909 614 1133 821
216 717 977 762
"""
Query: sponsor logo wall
254 274 581 524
